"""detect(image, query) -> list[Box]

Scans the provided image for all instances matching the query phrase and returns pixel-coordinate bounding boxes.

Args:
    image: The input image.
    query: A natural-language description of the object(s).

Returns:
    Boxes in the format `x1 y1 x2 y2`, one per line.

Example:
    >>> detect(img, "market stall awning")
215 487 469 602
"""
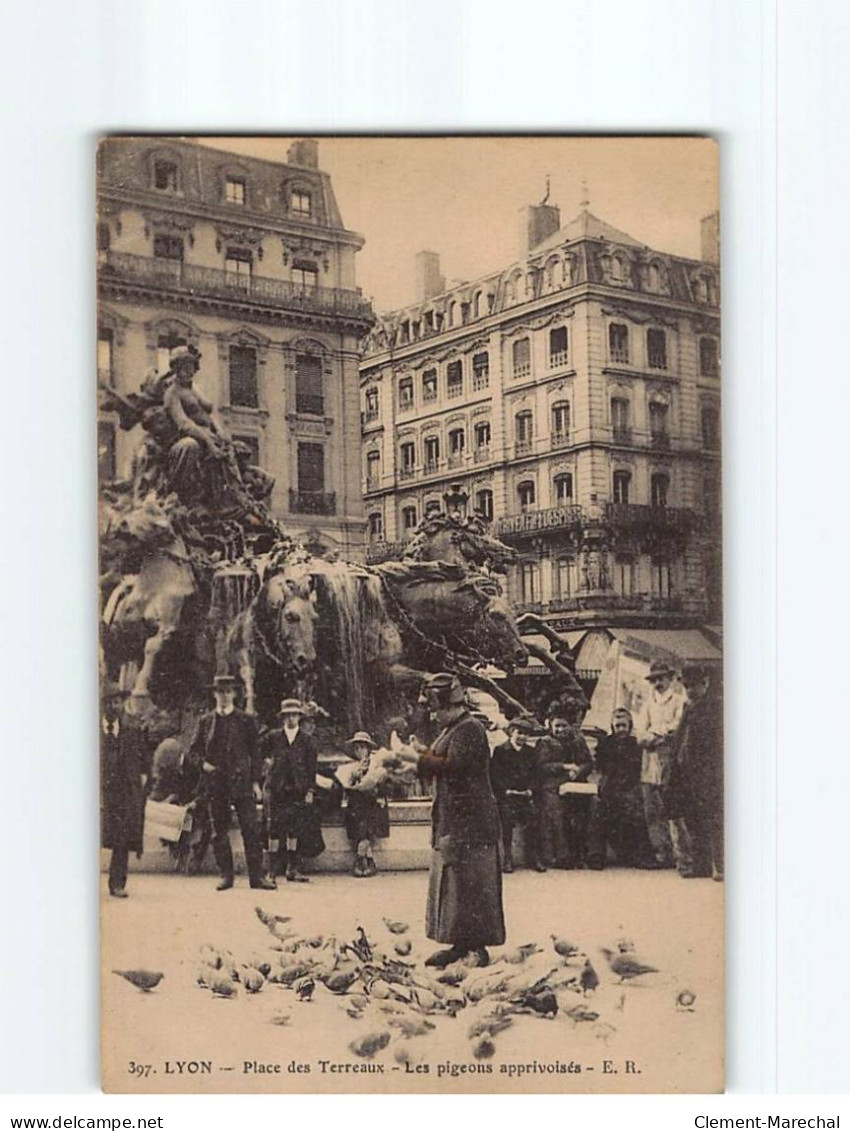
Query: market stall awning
608 628 721 664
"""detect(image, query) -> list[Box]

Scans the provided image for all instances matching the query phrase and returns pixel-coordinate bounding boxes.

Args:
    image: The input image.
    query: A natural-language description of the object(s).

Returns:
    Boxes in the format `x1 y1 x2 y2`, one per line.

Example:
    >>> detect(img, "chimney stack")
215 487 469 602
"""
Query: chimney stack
287 139 319 168
415 250 445 301
518 202 561 257
701 211 720 265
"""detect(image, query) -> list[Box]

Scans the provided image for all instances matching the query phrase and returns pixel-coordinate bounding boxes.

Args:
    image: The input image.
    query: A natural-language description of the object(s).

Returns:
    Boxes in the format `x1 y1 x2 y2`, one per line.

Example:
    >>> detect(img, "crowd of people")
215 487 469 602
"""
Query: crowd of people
100 657 723 919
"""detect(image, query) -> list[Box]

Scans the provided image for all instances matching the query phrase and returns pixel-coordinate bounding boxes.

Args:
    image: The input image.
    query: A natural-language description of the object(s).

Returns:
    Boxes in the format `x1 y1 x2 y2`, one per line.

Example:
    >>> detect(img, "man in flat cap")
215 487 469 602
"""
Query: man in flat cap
189 674 274 890
490 717 547 873
635 658 686 868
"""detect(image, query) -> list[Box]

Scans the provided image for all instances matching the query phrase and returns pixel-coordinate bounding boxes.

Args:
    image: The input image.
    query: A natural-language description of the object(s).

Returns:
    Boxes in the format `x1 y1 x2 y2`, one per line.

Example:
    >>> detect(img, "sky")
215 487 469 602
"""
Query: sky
201 136 718 313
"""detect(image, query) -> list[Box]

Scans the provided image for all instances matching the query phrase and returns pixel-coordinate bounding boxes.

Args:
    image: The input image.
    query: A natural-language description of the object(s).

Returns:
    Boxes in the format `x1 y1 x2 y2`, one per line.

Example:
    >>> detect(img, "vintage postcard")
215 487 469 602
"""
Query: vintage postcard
98 135 723 1093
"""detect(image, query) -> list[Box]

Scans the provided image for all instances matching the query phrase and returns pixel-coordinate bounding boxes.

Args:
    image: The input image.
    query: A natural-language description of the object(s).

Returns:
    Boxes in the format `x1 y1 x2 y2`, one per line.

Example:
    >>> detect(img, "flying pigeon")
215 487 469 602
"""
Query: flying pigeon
112 969 164 992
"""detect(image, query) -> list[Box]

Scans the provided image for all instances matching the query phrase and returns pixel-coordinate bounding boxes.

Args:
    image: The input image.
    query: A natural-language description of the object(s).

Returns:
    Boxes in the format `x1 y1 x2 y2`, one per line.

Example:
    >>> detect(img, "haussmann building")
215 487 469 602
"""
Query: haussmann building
359 196 722 687
97 136 374 557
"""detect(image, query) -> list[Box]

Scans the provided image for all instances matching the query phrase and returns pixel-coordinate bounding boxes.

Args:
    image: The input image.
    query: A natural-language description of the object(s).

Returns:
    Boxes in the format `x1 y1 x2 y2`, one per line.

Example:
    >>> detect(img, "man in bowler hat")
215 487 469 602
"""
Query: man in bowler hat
189 674 274 891
101 682 149 898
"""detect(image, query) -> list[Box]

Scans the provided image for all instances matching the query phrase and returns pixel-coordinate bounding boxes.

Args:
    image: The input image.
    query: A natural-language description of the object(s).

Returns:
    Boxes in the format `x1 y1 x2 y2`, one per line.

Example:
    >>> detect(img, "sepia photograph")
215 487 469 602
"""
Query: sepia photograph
97 135 723 1094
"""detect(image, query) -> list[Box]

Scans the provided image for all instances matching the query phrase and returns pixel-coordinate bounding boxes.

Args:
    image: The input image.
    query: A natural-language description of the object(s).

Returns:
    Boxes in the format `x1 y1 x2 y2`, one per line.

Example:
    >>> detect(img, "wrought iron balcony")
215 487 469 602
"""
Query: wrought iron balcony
289 489 336 516
609 347 630 364
494 504 584 539
515 438 534 456
99 251 374 321
550 431 571 450
365 540 408 564
604 502 697 533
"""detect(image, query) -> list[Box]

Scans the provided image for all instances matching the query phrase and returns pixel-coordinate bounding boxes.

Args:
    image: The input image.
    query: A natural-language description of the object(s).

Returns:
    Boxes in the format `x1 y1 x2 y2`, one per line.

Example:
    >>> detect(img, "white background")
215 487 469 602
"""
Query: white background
0 0 846 1117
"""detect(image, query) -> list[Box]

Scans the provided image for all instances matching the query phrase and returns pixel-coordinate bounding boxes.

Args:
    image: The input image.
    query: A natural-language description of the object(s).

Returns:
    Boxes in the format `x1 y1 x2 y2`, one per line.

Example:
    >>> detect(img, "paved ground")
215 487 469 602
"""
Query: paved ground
102 867 723 1094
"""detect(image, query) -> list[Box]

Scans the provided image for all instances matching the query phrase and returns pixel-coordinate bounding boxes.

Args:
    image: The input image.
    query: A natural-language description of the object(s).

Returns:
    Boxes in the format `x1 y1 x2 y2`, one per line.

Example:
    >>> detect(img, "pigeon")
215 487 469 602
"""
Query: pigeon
295 976 316 1002
393 939 413 957
580 959 600 995
324 970 359 995
551 935 581 960
388 1014 435 1038
566 1004 599 1023
394 1045 422 1067
616 937 636 954
502 943 541 965
468 1014 514 1039
350 926 374 962
255 907 292 929
349 1031 391 1058
112 969 164 992
676 989 697 1011
269 1011 291 1026
383 918 409 935
436 966 467 986
601 948 658 982
510 986 559 1017
243 968 265 994
209 973 237 998
472 1036 496 1059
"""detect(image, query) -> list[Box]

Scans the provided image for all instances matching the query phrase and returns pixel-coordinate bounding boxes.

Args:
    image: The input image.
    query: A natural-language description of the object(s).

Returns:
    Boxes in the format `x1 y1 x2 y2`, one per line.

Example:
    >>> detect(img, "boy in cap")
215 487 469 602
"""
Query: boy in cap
337 732 390 877
490 717 547 873
261 698 319 882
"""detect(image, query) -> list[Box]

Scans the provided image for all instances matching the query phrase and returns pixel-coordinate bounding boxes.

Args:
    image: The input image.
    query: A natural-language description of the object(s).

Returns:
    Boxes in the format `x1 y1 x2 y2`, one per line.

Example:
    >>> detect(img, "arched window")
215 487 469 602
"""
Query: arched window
700 337 719 377
609 322 629 364
649 401 670 447
151 153 181 193
422 369 438 401
224 176 247 206
554 472 573 504
610 256 623 282
446 360 463 397
612 470 631 504
473 291 482 319
512 338 531 378
515 410 533 453
611 396 630 442
448 427 465 465
475 488 494 522
364 387 380 421
402 505 418 532
368 512 384 542
290 189 312 216
398 376 414 410
551 401 570 444
423 435 440 470
399 441 416 478
549 325 568 367
447 301 457 327
229 344 258 408
651 472 669 508
366 450 381 489
647 328 668 370
701 405 720 450
295 352 323 415
472 352 489 389
517 480 536 511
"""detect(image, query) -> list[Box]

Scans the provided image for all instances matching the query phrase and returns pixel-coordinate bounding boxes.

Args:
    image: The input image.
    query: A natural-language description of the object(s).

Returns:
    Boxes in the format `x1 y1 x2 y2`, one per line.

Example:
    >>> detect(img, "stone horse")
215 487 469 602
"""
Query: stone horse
404 511 516 573
100 493 199 705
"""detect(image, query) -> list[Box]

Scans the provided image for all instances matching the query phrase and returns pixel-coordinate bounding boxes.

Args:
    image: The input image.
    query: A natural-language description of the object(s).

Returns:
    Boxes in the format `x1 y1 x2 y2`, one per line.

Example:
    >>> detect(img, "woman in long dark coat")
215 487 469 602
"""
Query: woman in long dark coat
418 673 506 968
101 684 149 897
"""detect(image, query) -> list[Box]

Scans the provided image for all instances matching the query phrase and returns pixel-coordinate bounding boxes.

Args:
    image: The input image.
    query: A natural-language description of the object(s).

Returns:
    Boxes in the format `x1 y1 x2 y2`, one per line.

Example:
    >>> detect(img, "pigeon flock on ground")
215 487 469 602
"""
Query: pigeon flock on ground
110 909 699 1064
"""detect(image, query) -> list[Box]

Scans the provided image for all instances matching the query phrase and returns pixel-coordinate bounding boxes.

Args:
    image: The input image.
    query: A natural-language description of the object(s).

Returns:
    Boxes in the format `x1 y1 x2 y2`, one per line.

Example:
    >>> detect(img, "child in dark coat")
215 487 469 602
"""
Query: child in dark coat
336 732 390 877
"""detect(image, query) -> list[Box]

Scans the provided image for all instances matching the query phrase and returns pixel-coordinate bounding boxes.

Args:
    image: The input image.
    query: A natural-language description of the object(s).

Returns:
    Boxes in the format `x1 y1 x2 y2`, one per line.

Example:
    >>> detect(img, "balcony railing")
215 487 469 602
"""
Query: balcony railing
447 452 465 468
512 362 532 379
365 540 409 564
99 251 374 320
549 350 569 368
550 431 570 450
648 352 668 370
423 388 438 402
423 459 440 475
515 438 534 456
604 502 696 532
472 373 490 391
494 504 584 539
473 445 491 463
362 408 380 424
609 348 630 364
447 382 463 399
399 465 416 480
289 489 336 516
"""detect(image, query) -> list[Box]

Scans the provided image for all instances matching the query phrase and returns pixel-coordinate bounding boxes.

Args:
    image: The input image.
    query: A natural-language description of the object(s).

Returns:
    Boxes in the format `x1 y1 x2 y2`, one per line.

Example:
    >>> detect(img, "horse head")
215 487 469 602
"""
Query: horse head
257 559 319 673
455 574 529 672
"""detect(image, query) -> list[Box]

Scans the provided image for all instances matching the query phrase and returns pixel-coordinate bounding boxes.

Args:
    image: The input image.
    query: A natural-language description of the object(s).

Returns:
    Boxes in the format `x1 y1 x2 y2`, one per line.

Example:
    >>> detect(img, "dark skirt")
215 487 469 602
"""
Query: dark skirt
344 791 390 844
426 841 506 947
268 794 325 859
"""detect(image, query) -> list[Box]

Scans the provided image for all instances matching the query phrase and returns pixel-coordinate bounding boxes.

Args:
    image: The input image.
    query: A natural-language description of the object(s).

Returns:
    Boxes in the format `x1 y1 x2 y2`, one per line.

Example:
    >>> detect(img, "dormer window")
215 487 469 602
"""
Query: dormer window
225 177 246 205
292 262 318 292
153 160 179 193
291 190 312 216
